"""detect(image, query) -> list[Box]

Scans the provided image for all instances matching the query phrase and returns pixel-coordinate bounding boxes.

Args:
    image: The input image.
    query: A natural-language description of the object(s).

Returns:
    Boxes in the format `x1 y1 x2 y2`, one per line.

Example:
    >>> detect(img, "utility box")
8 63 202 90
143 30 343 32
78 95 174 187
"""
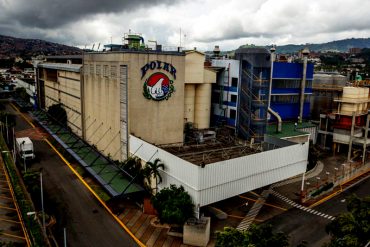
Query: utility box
183 217 210 247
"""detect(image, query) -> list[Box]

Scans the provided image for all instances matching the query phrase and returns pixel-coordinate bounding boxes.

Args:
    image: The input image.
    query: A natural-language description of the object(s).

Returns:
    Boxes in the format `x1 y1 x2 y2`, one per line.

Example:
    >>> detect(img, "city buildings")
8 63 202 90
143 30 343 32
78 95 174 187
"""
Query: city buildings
34 37 308 215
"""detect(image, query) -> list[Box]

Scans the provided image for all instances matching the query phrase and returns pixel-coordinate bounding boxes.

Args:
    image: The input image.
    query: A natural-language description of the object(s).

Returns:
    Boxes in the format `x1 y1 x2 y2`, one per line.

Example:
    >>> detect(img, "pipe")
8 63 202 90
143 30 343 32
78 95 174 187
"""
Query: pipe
299 48 309 123
268 107 282 133
268 46 275 108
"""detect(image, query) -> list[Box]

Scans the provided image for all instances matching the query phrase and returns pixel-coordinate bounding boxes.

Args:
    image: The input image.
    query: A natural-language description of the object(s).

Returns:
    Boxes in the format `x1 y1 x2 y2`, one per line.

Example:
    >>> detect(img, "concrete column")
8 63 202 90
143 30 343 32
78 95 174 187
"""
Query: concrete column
184 84 196 123
195 83 212 129
348 111 356 161
268 46 275 109
362 111 370 164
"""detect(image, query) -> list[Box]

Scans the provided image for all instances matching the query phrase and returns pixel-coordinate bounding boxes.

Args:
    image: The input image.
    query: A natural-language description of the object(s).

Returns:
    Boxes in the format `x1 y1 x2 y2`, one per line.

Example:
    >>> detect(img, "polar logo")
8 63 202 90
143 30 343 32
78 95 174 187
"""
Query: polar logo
149 78 165 98
143 72 174 101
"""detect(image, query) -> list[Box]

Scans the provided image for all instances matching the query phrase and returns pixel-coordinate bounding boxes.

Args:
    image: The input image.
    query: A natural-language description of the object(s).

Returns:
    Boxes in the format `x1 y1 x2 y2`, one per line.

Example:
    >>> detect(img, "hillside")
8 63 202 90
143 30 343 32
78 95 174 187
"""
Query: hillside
0 35 82 59
272 38 370 54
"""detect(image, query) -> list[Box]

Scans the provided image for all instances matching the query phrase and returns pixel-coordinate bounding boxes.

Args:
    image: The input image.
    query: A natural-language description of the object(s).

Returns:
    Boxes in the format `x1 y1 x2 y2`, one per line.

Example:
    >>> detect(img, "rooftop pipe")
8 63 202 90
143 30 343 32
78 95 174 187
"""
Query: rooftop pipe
268 46 282 132
299 47 310 123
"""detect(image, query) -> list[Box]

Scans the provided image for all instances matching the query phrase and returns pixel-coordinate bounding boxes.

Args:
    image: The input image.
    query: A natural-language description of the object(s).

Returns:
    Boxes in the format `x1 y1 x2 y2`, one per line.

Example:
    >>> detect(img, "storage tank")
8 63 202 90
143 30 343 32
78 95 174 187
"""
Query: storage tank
363 87 369 112
194 83 212 129
184 84 196 123
341 87 363 115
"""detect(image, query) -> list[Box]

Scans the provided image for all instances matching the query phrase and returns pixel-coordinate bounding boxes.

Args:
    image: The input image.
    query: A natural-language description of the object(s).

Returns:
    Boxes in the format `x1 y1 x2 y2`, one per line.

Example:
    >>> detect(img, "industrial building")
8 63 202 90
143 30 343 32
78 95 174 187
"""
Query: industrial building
35 35 308 215
209 47 314 142
318 86 370 163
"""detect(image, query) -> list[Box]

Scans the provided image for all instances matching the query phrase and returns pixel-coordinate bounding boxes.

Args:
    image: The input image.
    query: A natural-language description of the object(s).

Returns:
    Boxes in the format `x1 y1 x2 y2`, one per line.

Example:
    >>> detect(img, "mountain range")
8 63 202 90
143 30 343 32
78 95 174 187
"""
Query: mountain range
2 34 370 59
0 35 81 59
268 38 370 54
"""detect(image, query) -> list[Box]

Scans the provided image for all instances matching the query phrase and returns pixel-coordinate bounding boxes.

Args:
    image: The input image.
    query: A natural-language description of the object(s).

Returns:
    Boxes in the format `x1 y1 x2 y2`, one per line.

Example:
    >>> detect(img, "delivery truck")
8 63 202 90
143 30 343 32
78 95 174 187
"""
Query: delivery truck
16 137 35 160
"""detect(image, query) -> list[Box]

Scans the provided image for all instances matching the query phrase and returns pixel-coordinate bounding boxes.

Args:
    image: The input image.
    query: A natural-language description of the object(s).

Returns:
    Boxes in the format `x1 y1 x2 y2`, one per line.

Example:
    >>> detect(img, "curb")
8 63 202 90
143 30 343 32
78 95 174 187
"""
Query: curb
11 104 146 247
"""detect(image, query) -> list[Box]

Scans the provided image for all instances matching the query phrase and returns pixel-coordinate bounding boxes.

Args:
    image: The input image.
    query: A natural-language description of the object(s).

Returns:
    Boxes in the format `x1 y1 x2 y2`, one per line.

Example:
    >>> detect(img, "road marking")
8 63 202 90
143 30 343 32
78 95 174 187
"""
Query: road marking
271 190 335 221
12 104 145 246
1 232 26 240
9 103 35 128
0 154 31 246
44 138 146 247
0 217 21 224
309 190 342 208
238 195 288 211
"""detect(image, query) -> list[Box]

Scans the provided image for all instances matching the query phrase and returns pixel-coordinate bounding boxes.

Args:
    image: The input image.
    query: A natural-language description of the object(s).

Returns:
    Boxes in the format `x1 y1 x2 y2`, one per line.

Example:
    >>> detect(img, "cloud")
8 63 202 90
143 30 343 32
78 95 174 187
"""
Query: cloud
1 0 370 51
0 0 181 29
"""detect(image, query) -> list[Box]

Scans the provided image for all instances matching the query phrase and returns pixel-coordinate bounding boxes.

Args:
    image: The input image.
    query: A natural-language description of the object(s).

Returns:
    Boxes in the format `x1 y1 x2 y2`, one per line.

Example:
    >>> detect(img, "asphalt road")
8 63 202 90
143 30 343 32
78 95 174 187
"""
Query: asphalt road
8 104 138 247
267 176 370 247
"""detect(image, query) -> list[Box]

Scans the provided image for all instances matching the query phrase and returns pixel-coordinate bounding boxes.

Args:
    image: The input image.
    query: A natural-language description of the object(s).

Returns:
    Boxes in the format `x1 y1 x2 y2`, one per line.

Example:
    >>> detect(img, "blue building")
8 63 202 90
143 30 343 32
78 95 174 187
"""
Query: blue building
210 48 313 142
235 48 271 142
270 61 314 120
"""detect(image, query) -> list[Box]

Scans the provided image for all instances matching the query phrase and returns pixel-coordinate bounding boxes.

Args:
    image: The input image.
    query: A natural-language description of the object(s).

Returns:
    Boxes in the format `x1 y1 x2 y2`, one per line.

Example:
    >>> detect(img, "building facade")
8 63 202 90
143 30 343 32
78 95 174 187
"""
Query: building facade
36 46 308 212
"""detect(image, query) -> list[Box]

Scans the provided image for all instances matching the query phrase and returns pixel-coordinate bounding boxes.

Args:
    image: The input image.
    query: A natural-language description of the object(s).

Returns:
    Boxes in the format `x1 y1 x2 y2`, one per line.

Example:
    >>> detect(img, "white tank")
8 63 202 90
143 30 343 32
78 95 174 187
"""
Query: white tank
341 87 362 114
363 87 369 111
184 84 196 123
195 83 212 129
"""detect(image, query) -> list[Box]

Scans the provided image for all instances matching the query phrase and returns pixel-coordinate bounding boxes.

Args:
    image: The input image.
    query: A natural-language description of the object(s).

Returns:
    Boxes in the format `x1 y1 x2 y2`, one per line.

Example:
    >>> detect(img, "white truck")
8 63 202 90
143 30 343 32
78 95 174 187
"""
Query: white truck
16 137 35 160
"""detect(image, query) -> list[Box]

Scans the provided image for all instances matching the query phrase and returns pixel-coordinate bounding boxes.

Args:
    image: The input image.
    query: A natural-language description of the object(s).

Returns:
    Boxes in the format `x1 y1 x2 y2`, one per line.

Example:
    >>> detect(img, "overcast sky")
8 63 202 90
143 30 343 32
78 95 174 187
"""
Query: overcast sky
1 0 370 51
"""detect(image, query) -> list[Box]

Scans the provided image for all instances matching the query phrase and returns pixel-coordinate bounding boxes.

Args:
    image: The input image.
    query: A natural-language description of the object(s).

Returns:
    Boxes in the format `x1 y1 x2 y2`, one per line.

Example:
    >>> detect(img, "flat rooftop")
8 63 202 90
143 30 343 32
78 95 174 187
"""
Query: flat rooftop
267 122 315 139
159 128 261 166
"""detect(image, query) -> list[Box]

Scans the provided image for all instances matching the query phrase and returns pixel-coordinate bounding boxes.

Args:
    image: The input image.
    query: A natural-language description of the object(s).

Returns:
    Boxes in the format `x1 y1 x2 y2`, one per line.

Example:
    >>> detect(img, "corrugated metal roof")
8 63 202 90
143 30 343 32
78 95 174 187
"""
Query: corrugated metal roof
38 63 82 72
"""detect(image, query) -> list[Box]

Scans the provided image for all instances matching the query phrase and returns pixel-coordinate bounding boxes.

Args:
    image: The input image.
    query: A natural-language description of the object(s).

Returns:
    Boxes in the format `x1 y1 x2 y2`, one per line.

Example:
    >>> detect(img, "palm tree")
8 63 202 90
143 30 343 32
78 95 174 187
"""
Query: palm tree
144 158 165 193
121 156 145 184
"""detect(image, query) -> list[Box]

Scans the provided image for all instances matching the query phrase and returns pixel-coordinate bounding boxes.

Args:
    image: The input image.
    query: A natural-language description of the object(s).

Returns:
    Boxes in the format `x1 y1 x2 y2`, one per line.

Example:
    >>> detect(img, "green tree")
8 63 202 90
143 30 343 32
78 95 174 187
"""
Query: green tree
120 156 146 186
47 103 67 126
215 227 247 247
325 195 370 247
15 87 28 101
151 184 194 225
143 158 165 192
216 224 290 247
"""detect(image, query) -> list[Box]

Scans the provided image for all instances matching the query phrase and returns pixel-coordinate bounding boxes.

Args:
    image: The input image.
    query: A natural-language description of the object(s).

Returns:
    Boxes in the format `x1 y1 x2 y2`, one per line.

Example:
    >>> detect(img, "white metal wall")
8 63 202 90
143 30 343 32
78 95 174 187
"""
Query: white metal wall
130 135 308 207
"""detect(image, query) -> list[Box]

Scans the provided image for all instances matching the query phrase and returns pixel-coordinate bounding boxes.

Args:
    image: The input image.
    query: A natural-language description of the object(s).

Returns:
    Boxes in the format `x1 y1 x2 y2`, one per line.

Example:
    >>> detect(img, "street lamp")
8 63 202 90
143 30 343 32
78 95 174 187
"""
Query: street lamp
326 171 330 181
21 140 26 173
316 177 321 187
40 172 46 236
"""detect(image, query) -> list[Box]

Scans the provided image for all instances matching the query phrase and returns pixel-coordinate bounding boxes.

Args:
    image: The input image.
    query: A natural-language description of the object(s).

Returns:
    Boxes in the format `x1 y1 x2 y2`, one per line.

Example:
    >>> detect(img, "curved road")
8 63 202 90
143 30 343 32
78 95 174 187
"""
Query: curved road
8 103 138 247
267 176 370 247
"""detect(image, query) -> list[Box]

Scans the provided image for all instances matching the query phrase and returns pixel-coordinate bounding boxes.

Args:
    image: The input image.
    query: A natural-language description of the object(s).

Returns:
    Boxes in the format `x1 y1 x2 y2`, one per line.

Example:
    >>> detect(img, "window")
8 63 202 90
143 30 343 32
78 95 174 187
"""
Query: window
231 77 238 87
96 65 101 75
103 65 109 77
230 109 236 119
231 94 237 103
89 64 94 74
110 65 117 78
212 92 220 104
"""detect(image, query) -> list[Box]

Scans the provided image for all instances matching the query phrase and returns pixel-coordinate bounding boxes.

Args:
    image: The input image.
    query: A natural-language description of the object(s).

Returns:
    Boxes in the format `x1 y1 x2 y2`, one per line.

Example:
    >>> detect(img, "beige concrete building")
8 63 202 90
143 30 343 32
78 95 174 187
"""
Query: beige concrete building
37 50 217 162
83 51 185 160
184 51 216 129
37 63 83 137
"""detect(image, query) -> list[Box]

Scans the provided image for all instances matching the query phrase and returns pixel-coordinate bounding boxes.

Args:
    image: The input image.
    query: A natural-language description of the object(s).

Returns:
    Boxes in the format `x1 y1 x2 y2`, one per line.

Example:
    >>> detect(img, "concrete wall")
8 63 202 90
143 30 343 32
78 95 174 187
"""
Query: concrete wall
84 52 185 161
184 51 216 129
185 51 205 84
42 68 83 137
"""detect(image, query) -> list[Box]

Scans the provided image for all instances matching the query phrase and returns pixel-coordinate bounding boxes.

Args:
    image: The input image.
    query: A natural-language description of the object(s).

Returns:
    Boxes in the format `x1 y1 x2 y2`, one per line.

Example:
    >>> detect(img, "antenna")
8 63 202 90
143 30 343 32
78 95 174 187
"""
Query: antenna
179 28 182 47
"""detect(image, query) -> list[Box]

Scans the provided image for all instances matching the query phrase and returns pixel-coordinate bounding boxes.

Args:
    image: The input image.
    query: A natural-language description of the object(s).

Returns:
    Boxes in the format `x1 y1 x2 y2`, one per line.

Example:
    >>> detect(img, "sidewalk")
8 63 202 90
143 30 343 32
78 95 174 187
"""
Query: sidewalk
272 154 370 205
